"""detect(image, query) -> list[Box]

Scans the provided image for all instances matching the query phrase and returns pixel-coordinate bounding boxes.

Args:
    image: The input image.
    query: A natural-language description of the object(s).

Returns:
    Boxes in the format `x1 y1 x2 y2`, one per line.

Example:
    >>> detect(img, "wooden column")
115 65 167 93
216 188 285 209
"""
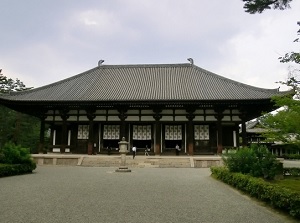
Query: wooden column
235 123 240 148
214 106 225 154
241 120 247 147
153 110 162 155
186 110 195 156
239 111 247 147
61 118 67 153
60 109 69 154
38 116 46 154
87 109 96 155
118 110 128 139
216 117 223 154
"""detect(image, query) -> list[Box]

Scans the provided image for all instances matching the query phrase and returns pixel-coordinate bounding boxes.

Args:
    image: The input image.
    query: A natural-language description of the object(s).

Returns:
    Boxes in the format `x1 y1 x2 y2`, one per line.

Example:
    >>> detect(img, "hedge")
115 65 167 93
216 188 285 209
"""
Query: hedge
284 168 300 176
0 163 36 178
211 166 300 219
283 154 300 160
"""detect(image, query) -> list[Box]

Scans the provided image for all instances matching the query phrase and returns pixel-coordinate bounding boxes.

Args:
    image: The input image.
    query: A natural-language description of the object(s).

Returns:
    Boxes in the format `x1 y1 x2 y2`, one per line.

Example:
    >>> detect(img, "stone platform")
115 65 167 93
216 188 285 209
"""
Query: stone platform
32 154 223 168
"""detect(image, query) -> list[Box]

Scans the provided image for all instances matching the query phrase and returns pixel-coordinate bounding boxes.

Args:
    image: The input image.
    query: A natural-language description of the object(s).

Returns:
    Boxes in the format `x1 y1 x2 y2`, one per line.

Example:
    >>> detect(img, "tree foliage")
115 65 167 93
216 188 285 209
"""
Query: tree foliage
0 70 32 93
241 1 300 149
242 0 293 14
260 96 300 146
223 144 279 179
0 70 40 152
279 22 300 65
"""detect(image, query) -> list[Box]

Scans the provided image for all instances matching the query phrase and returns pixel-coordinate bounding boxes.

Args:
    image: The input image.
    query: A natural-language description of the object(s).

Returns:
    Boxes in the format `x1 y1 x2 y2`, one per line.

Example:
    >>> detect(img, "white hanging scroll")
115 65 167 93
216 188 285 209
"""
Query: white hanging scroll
194 125 209 140
78 125 89 139
133 125 138 139
103 125 120 140
178 126 182 140
133 125 152 140
165 125 170 140
147 125 151 140
165 125 182 140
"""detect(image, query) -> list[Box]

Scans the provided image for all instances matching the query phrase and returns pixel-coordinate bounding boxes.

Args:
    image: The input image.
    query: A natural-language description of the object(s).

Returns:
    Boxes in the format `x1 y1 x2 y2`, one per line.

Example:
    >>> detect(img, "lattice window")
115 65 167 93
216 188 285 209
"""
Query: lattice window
133 125 151 140
165 125 182 140
103 125 120 139
78 125 89 139
194 125 209 140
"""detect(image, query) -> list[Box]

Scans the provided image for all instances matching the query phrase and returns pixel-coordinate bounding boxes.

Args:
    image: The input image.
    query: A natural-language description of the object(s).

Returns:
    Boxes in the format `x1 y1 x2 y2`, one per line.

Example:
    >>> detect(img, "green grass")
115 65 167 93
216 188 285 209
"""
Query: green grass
271 176 300 192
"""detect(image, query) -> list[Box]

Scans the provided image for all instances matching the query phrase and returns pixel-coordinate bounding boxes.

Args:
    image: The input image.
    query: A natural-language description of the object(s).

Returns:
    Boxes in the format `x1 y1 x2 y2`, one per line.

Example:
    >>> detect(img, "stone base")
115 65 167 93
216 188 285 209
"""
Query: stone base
115 166 131 172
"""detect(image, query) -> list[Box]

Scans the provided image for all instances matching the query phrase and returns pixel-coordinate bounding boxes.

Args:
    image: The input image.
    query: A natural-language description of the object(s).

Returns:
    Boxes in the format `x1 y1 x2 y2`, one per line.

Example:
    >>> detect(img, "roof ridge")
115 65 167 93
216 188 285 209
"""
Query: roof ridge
98 63 191 68
193 66 282 93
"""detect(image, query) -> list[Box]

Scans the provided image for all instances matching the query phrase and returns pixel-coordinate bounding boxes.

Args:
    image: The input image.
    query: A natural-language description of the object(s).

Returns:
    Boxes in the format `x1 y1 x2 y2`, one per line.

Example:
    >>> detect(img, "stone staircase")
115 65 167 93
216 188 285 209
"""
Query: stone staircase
32 154 222 168
81 156 192 168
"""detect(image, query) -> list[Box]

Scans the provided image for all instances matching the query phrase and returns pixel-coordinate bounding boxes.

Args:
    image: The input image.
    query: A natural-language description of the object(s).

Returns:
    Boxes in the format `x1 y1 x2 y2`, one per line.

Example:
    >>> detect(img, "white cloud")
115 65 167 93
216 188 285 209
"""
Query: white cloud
0 0 299 90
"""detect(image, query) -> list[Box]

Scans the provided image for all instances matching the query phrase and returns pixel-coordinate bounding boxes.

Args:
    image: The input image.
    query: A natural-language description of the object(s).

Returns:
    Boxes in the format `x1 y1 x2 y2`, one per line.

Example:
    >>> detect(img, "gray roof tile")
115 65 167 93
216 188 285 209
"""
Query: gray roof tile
0 63 290 102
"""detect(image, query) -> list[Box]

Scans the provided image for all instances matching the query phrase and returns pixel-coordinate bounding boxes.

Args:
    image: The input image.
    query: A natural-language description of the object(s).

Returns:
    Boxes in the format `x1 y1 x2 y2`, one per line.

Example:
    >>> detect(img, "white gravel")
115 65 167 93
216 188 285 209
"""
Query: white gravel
0 166 297 223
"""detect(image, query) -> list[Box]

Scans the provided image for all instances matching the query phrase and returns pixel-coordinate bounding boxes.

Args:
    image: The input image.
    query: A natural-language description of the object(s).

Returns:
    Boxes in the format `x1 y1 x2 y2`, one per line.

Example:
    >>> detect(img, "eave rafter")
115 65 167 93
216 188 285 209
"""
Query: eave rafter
0 98 276 121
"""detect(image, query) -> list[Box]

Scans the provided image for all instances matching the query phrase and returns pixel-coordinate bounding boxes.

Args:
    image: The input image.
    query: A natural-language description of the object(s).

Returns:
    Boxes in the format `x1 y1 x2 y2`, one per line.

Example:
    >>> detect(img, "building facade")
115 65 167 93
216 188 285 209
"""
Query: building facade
0 62 290 155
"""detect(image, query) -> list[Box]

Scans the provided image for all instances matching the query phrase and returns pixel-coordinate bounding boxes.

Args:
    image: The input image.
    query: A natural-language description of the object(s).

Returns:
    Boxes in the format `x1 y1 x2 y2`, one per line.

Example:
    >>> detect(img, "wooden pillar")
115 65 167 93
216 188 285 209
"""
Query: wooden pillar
61 117 67 153
216 118 223 154
153 110 162 155
118 110 127 139
235 124 240 148
87 109 96 155
60 109 69 154
213 106 225 154
87 119 94 155
186 110 195 156
187 120 194 156
241 120 247 147
38 117 46 154
239 110 248 148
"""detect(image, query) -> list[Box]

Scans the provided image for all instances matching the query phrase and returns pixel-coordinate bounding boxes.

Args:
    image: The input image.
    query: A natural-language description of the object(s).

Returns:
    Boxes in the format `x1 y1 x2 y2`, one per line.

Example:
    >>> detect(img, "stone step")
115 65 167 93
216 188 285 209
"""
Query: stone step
32 154 223 168
81 157 191 168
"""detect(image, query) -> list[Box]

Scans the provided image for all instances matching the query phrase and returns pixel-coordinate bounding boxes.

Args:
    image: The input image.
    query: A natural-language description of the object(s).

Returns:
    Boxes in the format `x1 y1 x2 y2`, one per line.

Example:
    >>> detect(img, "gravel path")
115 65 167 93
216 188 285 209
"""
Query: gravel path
0 166 297 223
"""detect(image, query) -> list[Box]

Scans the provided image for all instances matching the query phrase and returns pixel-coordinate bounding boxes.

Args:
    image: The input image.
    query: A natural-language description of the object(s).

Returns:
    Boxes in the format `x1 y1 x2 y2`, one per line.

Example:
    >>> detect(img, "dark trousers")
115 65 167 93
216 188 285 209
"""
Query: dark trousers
133 151 136 159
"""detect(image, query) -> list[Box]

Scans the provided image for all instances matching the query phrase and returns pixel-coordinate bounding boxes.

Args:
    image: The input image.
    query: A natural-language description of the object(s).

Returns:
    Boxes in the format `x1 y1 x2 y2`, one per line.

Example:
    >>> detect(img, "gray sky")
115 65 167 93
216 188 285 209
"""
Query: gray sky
1 0 299 90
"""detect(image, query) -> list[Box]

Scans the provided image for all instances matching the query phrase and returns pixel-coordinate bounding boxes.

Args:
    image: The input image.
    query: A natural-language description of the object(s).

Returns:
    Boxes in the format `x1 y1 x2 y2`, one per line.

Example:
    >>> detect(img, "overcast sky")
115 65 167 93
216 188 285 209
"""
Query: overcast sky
1 0 299 90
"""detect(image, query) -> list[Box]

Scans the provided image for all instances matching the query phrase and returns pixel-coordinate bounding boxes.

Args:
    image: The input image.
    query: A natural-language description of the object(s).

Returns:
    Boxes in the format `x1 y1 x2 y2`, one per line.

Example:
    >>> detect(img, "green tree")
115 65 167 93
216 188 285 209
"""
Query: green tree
242 0 293 14
0 70 31 93
0 70 40 152
242 1 300 151
260 94 300 146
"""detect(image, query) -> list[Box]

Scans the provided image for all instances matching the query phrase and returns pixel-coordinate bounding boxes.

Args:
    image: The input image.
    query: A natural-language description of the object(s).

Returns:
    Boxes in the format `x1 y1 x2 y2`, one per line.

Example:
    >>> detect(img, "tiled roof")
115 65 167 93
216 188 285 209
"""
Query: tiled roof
0 63 290 102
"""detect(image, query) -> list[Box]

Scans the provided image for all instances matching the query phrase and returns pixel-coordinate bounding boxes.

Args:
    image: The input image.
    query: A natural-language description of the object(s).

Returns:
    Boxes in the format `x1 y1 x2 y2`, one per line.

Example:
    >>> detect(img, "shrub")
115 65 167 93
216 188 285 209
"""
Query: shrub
0 142 36 176
211 166 300 219
283 154 300 160
284 168 300 176
222 144 279 179
0 163 36 177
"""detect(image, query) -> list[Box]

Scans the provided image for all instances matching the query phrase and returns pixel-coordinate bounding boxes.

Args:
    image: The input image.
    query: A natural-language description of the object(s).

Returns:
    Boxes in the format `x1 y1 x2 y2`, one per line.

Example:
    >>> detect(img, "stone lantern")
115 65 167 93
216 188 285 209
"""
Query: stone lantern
115 137 131 172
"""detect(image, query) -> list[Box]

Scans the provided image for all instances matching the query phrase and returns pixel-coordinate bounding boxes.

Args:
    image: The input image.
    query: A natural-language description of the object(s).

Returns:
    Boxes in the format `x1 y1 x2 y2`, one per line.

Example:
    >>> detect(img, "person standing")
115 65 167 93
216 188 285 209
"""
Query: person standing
175 144 180 156
132 146 137 159
145 145 149 156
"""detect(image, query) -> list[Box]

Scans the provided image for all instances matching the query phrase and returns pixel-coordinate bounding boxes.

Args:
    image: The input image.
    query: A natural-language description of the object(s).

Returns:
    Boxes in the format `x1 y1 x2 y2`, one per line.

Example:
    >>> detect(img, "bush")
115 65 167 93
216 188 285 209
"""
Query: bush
222 145 279 179
283 154 300 160
284 168 300 176
0 163 36 177
0 142 36 176
211 166 300 219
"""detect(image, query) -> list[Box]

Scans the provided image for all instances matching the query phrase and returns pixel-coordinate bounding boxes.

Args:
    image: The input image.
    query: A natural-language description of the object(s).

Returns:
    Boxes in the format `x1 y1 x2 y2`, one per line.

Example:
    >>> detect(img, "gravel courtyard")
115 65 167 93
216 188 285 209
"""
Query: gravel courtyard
0 166 297 223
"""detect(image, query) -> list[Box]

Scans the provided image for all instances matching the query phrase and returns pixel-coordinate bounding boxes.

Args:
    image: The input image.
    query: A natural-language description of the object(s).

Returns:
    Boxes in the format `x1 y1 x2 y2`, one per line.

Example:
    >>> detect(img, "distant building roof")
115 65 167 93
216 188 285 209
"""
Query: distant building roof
0 63 291 103
244 120 267 133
